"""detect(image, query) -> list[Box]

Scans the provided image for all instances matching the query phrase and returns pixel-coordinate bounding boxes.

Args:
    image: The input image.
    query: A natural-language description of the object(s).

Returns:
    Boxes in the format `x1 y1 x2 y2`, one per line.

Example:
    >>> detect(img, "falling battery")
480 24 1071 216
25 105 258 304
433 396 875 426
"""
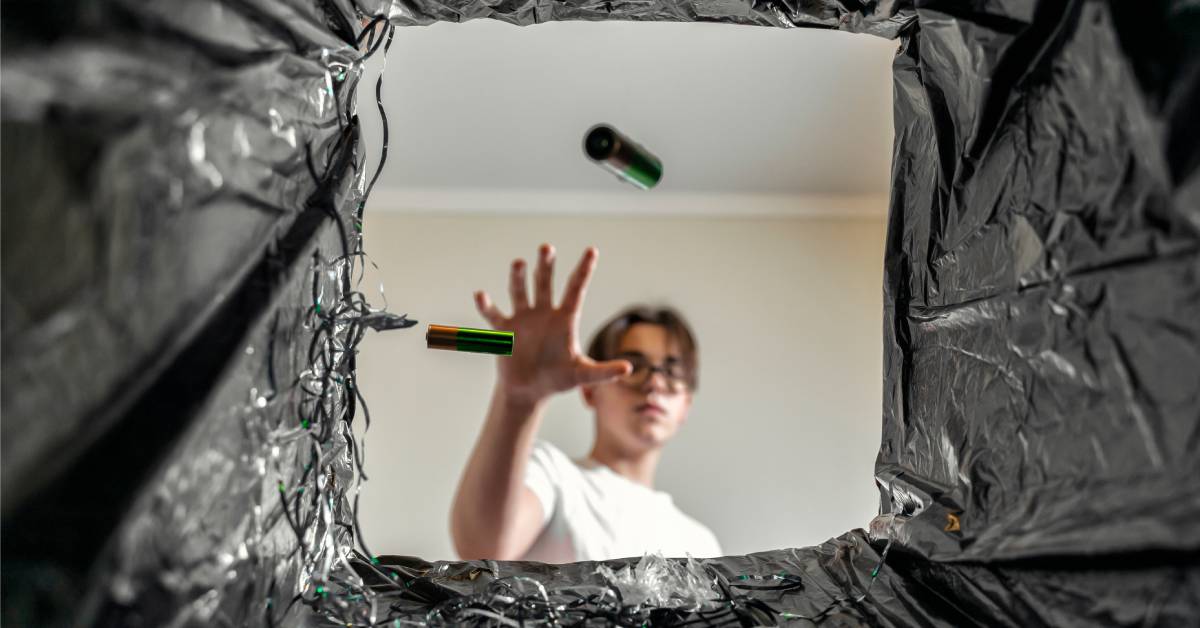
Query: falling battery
583 124 663 190
426 324 514 356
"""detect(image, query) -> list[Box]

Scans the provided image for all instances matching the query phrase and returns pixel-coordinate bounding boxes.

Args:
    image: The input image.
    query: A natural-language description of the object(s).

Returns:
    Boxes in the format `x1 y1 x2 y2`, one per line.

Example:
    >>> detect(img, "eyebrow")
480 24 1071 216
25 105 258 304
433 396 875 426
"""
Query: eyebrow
617 350 682 363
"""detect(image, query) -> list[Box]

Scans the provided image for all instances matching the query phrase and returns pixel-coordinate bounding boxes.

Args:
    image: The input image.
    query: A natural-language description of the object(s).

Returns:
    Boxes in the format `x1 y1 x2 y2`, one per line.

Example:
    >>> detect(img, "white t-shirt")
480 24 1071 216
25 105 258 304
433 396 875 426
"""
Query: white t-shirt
521 440 722 563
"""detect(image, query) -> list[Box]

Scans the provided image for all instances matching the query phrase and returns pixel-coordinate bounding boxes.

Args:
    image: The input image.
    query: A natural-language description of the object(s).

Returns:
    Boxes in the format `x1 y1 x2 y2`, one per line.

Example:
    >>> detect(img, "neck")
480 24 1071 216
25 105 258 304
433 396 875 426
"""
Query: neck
588 439 661 488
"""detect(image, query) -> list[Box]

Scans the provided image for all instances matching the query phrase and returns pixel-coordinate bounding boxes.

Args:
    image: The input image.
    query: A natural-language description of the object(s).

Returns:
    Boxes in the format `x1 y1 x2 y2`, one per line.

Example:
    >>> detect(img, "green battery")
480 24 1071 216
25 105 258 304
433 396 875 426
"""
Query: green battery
427 324 514 356
583 124 663 190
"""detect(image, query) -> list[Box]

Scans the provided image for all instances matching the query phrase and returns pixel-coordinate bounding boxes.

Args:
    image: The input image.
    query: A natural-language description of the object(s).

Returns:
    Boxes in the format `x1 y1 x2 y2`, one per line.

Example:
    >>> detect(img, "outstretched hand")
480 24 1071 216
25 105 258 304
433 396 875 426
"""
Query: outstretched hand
475 244 631 406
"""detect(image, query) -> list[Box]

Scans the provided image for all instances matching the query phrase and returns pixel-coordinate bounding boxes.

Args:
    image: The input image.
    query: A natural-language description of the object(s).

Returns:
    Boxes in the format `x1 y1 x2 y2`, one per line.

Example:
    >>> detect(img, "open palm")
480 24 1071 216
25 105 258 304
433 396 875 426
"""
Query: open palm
474 244 630 406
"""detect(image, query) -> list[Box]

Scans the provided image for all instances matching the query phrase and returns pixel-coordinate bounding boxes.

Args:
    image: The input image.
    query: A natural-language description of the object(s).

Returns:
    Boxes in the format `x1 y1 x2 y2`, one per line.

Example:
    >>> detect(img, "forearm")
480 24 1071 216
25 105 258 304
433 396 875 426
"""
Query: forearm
450 385 546 559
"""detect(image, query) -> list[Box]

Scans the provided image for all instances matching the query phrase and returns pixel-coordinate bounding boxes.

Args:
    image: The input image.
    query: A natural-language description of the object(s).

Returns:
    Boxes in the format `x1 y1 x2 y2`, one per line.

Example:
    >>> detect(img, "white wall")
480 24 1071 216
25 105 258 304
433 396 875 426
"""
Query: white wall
353 210 887 560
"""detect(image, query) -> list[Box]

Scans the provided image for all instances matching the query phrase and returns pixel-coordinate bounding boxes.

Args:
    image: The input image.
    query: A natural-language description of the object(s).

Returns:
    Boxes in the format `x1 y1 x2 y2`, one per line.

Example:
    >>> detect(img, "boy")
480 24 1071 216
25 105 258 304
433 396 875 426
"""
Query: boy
450 244 721 562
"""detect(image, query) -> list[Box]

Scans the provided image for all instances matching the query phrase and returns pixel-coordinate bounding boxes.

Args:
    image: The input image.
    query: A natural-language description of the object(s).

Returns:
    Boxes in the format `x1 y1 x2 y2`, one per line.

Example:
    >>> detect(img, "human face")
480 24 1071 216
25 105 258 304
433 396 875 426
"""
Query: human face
582 323 693 454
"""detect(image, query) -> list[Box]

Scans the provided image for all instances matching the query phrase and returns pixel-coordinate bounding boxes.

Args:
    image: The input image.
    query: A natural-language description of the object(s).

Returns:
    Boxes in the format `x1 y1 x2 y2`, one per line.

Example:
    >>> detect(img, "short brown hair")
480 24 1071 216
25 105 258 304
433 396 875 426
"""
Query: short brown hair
586 305 699 391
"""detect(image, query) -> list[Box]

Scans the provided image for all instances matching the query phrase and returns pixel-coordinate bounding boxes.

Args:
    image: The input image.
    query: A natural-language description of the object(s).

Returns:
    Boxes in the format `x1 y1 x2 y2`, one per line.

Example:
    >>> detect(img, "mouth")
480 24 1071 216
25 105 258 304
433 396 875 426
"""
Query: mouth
635 402 666 417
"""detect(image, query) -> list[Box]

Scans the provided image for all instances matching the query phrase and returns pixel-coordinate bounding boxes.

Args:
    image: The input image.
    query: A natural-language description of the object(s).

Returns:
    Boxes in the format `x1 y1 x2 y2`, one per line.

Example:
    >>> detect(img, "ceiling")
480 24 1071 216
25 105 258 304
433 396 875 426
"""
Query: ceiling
357 20 898 214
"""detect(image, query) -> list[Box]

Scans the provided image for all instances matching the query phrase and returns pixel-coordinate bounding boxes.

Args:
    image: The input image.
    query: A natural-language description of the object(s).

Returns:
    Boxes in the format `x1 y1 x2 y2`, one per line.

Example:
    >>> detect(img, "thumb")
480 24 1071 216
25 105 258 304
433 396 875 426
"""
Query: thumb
574 357 632 385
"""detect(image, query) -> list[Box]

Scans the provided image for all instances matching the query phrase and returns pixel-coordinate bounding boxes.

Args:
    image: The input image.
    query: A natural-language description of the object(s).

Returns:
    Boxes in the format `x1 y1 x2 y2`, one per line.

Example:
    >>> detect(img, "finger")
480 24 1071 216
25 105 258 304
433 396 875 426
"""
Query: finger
509 258 530 312
474 290 506 328
533 243 555 308
560 247 598 314
574 357 632 385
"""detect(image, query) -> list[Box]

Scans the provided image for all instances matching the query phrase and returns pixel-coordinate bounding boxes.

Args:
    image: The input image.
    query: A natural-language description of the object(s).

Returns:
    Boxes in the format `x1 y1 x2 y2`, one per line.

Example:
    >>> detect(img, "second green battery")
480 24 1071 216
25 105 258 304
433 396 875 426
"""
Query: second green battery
583 124 663 190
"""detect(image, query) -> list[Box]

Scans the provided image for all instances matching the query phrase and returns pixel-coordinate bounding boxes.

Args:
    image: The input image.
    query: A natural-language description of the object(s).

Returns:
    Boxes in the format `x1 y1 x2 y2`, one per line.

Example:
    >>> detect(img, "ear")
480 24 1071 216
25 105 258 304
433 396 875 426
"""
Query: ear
580 384 596 409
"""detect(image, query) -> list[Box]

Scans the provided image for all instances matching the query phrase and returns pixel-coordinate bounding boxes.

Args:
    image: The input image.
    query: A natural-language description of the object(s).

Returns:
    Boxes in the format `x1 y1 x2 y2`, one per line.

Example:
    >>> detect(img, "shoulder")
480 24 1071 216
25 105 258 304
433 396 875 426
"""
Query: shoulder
529 440 575 470
527 441 587 485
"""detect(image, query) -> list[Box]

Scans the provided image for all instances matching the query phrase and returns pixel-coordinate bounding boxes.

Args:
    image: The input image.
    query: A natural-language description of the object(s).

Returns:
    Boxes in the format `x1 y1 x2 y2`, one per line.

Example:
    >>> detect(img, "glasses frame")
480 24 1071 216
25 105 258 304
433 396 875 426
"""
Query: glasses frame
615 355 689 393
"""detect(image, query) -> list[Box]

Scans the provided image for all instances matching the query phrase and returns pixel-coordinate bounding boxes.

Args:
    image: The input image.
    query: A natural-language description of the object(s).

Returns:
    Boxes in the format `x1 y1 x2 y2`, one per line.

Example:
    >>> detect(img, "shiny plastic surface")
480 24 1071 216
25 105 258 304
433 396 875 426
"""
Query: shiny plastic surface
3 0 1198 626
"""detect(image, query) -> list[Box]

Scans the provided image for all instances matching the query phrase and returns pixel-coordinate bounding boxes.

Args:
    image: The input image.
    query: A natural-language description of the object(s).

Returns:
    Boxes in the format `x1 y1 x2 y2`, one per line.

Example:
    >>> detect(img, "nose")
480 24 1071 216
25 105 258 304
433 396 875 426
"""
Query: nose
640 369 670 393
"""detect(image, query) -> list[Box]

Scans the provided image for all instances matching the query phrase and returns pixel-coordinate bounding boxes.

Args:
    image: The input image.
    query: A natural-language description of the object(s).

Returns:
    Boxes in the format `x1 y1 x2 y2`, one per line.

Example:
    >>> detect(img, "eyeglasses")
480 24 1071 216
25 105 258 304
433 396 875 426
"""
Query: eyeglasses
617 354 689 393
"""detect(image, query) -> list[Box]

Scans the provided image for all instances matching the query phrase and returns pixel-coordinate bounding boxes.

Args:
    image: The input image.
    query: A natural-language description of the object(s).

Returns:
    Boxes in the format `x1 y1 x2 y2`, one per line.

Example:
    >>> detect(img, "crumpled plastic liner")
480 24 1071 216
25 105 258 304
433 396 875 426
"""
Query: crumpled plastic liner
351 539 889 626
358 531 1199 627
355 0 915 36
2 0 377 626
93 222 359 627
594 553 718 608
875 0 1200 563
0 0 365 514
4 0 1200 626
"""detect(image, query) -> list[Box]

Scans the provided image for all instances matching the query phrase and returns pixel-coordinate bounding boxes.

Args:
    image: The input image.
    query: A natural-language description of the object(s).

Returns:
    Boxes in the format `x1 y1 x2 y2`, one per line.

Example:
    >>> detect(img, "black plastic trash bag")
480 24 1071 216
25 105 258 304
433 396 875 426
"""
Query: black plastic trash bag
2 0 1197 626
